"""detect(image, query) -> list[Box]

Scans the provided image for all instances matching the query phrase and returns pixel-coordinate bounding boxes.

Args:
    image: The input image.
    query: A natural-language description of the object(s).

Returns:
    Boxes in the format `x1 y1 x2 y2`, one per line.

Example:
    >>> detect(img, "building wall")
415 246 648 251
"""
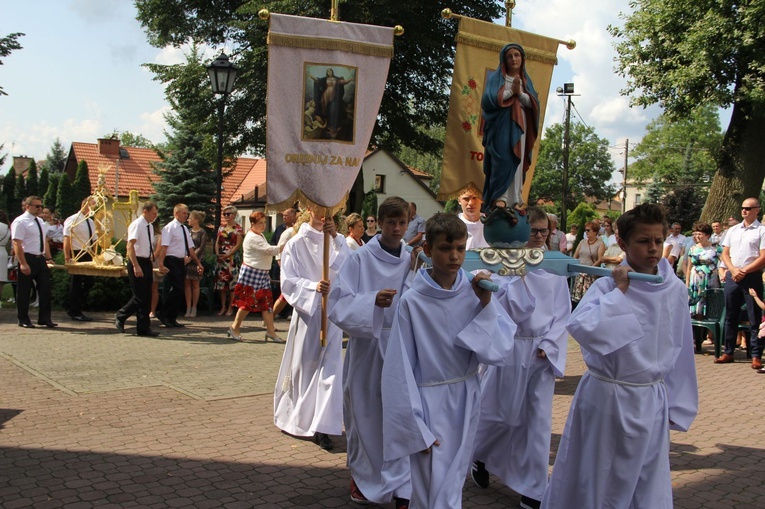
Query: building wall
624 182 648 211
360 151 443 220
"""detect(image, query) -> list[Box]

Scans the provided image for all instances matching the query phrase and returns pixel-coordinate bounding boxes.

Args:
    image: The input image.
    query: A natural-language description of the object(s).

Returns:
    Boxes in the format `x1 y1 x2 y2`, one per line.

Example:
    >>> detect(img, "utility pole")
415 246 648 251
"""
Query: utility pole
623 139 628 213
556 83 577 232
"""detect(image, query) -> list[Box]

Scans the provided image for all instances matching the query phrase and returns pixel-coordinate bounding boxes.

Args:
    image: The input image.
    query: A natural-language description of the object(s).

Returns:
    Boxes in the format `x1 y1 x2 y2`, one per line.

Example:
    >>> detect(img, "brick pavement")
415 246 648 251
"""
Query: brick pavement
1 308 764 508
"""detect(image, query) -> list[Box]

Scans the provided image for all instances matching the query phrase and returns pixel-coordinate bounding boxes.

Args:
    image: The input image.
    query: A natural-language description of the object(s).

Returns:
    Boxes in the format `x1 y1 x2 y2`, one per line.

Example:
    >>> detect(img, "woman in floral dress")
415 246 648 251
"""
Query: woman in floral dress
571 221 605 303
215 206 244 316
685 222 721 318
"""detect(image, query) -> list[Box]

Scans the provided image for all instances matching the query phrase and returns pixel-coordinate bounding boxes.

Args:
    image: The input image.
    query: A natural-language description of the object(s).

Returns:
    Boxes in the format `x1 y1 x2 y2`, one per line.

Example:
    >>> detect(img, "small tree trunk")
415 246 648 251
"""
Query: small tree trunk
700 100 765 223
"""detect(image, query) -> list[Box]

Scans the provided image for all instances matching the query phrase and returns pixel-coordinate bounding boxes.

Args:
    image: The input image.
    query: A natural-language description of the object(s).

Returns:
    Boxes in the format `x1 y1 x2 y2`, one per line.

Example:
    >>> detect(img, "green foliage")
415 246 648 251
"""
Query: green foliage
568 202 599 247
530 122 616 209
443 199 459 213
396 125 445 193
44 173 60 210
73 160 91 203
644 179 664 204
25 160 38 197
629 105 722 185
55 172 77 219
45 137 67 174
0 32 24 96
152 111 217 225
660 186 706 232
104 129 159 149
361 189 378 220
135 0 502 157
2 167 16 218
38 167 49 201
13 172 25 203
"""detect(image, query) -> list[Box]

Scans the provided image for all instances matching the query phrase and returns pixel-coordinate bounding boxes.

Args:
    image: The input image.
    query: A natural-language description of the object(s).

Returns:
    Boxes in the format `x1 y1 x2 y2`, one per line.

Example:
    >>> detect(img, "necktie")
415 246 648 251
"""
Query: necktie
35 218 44 254
147 224 154 261
183 226 190 256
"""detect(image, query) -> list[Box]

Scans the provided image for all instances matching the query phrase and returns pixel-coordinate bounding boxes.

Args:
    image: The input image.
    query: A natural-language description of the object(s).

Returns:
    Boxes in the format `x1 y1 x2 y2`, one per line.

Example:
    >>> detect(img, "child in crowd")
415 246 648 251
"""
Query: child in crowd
328 197 414 508
381 212 516 509
542 203 698 508
471 207 570 509
273 207 349 451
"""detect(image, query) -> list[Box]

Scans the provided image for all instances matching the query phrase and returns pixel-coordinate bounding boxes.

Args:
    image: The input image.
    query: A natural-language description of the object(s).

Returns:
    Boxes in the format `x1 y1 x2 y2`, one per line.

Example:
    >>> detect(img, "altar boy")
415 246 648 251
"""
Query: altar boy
382 212 516 509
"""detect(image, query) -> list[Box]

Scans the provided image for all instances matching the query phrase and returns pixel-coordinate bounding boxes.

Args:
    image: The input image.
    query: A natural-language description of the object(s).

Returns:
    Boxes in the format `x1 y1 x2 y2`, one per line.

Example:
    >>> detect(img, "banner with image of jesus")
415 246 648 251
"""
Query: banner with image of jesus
438 16 560 203
266 13 393 213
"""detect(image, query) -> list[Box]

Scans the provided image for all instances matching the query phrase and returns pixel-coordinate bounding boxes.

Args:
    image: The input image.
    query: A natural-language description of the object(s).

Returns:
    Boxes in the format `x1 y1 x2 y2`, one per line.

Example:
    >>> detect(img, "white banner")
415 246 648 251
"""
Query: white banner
266 13 393 212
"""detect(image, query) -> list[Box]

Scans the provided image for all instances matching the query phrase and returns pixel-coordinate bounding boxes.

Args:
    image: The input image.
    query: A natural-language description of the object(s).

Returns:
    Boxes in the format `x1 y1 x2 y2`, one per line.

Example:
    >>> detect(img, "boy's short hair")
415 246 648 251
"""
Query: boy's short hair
616 203 668 242
525 206 548 225
425 212 468 244
378 196 409 222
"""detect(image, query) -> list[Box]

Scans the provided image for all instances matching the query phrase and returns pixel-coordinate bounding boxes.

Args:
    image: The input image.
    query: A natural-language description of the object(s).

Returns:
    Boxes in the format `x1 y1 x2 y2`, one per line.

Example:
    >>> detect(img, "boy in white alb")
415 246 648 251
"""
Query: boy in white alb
273 208 350 451
471 207 570 509
328 197 414 508
382 213 516 509
542 203 698 508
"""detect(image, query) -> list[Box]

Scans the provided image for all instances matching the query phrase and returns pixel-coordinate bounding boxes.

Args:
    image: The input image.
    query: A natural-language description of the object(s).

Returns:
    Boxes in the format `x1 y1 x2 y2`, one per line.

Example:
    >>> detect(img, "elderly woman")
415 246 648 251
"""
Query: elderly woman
228 211 282 342
345 212 365 251
571 221 606 303
184 210 209 318
215 205 244 316
686 222 722 318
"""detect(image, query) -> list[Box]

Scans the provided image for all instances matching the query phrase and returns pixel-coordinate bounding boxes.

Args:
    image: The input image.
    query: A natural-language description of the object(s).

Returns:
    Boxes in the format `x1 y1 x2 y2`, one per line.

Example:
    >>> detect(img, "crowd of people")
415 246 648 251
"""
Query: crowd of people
14 191 765 508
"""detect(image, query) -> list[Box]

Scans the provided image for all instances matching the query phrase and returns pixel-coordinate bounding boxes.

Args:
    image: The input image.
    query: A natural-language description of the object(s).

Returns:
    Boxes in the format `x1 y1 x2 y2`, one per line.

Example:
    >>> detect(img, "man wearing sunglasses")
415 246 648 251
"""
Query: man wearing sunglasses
716 198 765 369
10 196 56 328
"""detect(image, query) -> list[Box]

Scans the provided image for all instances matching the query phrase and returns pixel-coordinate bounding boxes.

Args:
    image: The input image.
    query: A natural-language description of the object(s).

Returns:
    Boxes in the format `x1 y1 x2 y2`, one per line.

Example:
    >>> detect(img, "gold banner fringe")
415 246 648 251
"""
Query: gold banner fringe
268 33 394 58
266 188 348 219
456 32 558 65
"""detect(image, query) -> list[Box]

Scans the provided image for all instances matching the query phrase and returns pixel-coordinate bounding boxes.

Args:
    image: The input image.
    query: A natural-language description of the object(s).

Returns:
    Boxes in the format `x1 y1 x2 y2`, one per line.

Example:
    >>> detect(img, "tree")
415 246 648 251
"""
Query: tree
55 173 77 219
25 160 39 197
661 186 706 232
644 178 664 204
45 138 67 174
44 173 60 210
73 160 91 203
152 112 217 225
397 124 445 193
14 172 25 204
360 189 378 223
629 105 723 185
3 168 16 218
0 32 24 96
529 122 616 212
38 166 49 202
103 129 158 149
609 0 765 223
135 0 502 157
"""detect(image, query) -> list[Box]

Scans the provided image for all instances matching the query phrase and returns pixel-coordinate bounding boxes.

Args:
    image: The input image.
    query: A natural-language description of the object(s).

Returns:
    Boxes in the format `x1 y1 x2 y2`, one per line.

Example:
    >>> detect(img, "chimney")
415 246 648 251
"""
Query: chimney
97 137 120 157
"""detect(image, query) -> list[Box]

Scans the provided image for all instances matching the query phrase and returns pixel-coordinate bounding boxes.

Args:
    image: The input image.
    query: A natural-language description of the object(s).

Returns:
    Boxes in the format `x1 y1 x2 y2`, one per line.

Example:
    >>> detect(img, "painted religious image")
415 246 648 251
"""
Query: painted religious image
302 63 357 143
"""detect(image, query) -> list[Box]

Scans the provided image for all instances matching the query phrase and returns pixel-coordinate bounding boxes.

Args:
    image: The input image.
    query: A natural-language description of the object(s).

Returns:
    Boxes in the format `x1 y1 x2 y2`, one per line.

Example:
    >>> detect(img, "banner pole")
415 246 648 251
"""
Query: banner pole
331 0 339 22
320 211 330 347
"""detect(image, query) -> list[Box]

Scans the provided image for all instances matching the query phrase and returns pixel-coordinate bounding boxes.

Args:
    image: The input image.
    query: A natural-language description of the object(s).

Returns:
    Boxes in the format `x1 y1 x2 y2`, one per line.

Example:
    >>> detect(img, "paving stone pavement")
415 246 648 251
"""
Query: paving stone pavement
1 308 764 508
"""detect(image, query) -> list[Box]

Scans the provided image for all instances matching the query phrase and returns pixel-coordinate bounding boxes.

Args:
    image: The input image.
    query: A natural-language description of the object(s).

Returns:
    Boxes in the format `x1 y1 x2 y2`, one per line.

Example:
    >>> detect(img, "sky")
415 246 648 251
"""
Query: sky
0 0 728 182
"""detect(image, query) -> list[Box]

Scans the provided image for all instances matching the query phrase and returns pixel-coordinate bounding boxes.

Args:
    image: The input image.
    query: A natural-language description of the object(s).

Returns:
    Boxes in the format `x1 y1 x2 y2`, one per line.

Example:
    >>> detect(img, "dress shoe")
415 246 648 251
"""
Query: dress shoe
69 314 93 322
136 330 160 337
18 322 35 328
313 432 334 451
170 321 185 328
714 354 735 364
155 314 175 328
114 317 125 333
751 357 763 369
37 321 58 328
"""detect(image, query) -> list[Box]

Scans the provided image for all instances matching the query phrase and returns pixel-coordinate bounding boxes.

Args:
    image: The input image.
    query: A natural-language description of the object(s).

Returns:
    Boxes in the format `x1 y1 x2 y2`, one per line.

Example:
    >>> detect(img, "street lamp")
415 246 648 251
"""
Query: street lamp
556 82 577 232
207 52 238 234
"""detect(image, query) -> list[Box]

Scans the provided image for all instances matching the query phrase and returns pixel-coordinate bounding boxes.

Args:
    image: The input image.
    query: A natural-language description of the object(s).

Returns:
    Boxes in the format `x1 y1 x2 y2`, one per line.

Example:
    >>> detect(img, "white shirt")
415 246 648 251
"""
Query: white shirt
63 212 96 251
722 219 765 268
127 215 155 259
161 218 193 258
565 233 577 252
664 232 686 251
276 228 294 261
11 211 47 255
242 230 280 270
459 213 488 249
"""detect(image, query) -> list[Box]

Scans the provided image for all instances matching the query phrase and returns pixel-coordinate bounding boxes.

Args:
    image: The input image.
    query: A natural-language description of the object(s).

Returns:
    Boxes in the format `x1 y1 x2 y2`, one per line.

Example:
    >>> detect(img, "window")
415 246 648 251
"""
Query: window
374 174 386 193
634 193 642 206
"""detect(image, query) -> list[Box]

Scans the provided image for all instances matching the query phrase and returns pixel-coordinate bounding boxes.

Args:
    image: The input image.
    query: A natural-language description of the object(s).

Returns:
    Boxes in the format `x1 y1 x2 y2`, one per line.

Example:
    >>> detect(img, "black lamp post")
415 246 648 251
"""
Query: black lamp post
206 52 238 234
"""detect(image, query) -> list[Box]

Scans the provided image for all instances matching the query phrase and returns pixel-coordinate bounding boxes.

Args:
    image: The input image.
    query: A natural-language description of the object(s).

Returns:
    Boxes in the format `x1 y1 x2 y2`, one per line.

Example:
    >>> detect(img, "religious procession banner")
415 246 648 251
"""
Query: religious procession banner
438 16 560 203
266 13 394 213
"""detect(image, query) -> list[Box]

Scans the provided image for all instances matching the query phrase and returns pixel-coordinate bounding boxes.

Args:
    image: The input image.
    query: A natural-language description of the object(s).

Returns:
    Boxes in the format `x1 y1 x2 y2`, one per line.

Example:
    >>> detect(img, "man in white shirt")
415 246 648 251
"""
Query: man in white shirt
663 222 686 270
565 224 578 256
458 188 488 249
716 198 765 369
710 220 723 245
115 201 161 337
11 195 55 328
63 196 97 321
157 203 203 328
